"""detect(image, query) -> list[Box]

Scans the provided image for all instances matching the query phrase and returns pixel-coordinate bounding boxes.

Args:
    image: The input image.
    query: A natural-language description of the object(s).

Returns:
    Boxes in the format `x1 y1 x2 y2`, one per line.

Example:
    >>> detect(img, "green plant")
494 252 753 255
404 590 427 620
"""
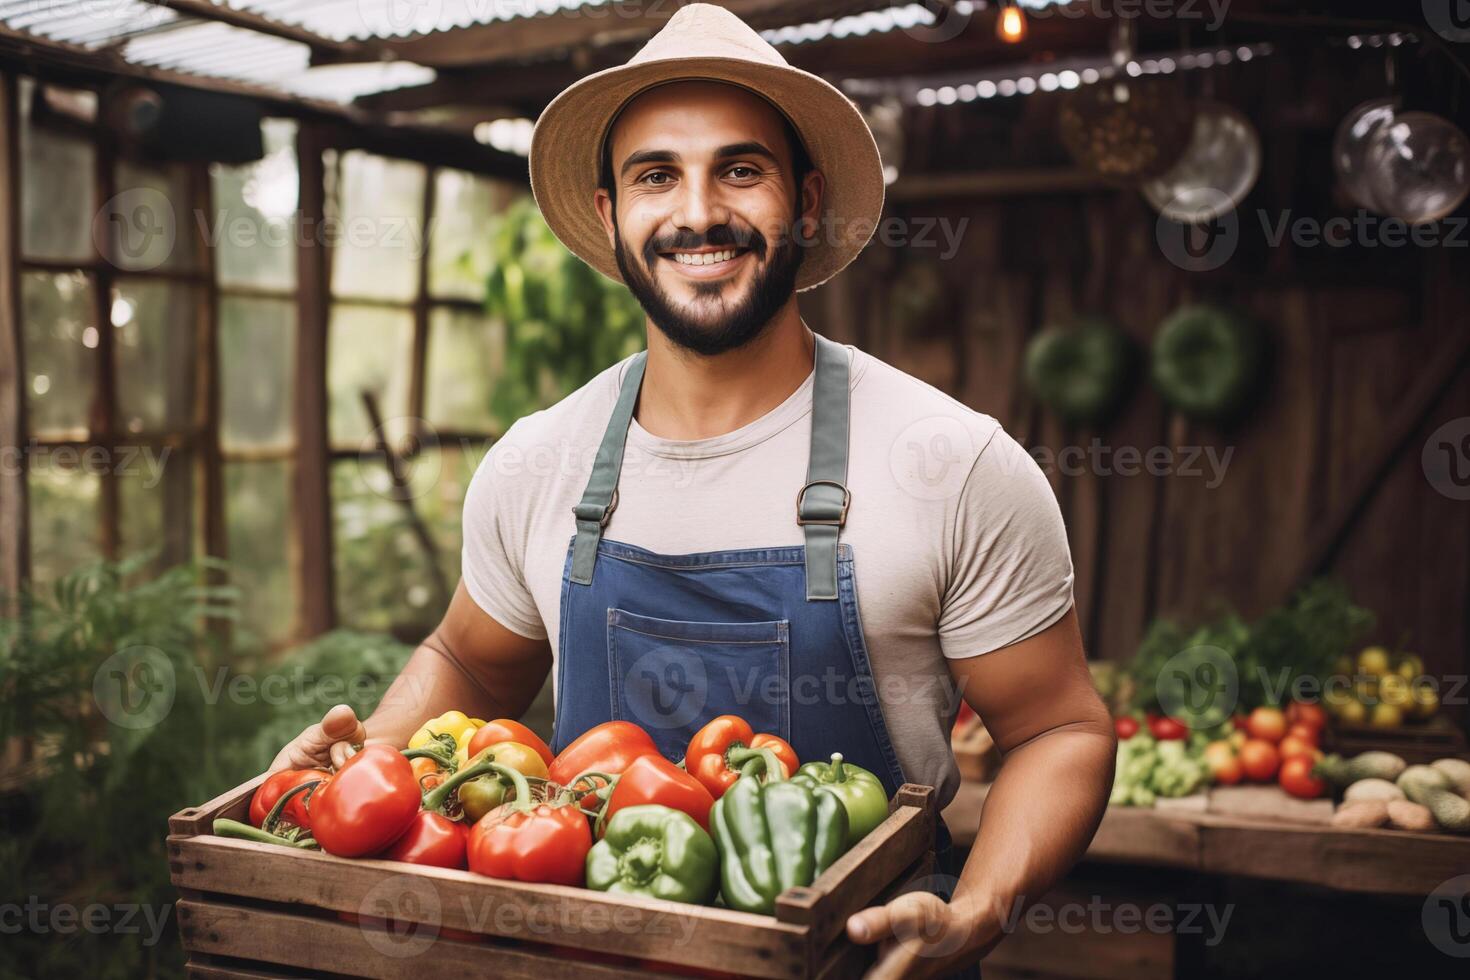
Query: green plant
484 196 646 427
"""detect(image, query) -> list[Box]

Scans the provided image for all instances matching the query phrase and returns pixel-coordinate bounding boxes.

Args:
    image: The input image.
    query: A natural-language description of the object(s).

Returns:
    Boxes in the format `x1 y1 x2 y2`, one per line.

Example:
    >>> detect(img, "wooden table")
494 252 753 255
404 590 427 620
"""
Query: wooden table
943 781 1470 897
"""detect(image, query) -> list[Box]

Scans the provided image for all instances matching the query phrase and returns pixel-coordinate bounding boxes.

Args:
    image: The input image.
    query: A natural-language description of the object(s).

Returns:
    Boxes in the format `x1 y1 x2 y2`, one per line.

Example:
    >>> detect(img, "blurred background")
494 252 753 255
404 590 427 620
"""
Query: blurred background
2 1 1469 977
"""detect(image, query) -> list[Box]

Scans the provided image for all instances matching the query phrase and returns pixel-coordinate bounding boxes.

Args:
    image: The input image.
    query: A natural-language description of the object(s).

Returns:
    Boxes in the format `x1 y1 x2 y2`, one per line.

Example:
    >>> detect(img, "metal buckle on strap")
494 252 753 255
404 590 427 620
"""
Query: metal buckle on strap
573 487 619 527
795 480 850 527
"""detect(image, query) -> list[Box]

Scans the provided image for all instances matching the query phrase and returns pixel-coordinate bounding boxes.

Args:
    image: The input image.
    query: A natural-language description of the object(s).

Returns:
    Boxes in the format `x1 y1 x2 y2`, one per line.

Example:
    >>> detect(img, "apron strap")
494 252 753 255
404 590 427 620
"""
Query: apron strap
797 334 851 601
568 332 851 599
569 351 647 584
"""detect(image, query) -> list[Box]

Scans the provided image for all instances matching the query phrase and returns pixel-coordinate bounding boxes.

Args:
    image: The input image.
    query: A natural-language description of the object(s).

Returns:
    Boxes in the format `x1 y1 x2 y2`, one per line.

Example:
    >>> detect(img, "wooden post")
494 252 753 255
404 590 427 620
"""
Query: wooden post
294 123 336 636
0 72 28 608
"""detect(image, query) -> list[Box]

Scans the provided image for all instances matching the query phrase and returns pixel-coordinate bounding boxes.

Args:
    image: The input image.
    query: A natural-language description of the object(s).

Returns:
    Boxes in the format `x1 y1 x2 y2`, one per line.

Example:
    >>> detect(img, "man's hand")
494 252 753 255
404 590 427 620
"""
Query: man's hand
848 891 992 979
268 704 368 773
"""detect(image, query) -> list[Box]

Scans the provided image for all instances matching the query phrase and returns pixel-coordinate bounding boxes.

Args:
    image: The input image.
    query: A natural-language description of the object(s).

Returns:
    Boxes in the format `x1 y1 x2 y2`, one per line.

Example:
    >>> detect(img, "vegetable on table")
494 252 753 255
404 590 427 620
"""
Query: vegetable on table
709 750 848 914
1430 757 1470 796
685 715 799 799
586 804 718 905
601 754 716 835
1109 733 1210 806
1278 756 1326 800
1386 800 1435 833
1331 800 1389 829
790 753 888 849
1114 716 1140 739
1342 778 1404 803
1397 765 1470 834
1313 751 1407 788
469 764 594 885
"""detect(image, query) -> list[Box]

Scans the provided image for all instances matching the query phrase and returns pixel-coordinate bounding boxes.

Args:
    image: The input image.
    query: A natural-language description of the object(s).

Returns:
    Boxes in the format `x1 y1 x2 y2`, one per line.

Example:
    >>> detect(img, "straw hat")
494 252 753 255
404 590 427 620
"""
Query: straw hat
528 2 885 293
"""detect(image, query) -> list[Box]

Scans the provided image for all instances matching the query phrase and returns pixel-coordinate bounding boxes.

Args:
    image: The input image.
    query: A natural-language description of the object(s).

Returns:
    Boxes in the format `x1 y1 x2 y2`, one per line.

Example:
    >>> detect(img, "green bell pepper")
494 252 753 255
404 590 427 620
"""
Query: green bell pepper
790 752 888 849
710 748 849 914
586 804 718 905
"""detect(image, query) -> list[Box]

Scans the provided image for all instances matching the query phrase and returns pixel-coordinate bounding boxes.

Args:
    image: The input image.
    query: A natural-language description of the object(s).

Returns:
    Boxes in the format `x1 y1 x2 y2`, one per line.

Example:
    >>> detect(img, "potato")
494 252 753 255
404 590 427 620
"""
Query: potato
1386 800 1436 832
1331 800 1389 829
1342 778 1404 803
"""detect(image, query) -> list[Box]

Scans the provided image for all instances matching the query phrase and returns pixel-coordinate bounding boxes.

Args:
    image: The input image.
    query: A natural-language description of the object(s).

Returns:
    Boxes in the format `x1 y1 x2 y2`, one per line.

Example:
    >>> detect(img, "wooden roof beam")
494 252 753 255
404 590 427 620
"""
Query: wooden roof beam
140 0 382 58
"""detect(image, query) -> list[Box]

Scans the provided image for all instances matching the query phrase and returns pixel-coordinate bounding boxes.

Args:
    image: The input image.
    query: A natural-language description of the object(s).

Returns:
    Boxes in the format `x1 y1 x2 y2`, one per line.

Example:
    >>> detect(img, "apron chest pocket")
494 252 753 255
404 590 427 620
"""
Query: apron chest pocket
607 607 791 761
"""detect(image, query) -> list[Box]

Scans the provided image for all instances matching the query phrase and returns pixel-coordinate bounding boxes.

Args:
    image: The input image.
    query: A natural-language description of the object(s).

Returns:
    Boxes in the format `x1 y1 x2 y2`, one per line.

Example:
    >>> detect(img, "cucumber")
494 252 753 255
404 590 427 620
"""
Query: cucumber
1313 751 1408 787
1398 764 1453 802
1431 758 1470 796
1396 765 1470 833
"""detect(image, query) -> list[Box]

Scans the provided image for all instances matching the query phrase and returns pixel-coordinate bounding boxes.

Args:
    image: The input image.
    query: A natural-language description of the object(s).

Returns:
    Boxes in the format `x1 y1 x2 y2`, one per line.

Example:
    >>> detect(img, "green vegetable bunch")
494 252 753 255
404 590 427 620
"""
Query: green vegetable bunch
1109 733 1210 807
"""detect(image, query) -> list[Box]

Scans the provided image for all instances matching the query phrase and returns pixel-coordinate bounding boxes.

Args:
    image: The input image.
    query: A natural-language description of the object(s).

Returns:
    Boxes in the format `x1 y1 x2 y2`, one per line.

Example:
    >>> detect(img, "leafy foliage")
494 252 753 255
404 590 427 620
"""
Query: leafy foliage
483 196 646 427
0 555 412 979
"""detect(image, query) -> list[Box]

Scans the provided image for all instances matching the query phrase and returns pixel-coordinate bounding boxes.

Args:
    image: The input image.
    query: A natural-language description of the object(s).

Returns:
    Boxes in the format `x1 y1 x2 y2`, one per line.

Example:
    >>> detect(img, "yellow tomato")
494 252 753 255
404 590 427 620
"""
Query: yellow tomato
1410 682 1440 720
1378 674 1413 709
466 740 550 780
1356 646 1391 677
1337 699 1368 725
1368 703 1403 728
1228 730 1247 751
1395 654 1424 682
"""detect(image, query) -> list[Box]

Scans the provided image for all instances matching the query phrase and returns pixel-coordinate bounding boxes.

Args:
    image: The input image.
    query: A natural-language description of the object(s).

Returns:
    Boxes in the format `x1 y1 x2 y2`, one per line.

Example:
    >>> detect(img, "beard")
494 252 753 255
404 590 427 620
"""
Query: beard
613 213 805 357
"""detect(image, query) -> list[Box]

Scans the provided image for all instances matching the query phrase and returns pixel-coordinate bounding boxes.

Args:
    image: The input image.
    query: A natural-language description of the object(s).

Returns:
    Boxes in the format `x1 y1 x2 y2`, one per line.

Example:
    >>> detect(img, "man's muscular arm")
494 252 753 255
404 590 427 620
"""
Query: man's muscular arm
269 581 552 772
848 606 1116 978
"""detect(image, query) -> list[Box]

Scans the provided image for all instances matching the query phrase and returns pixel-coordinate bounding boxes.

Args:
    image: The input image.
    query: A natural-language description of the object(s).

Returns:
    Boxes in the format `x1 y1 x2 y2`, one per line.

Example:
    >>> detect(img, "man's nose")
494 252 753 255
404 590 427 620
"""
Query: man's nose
670 173 731 236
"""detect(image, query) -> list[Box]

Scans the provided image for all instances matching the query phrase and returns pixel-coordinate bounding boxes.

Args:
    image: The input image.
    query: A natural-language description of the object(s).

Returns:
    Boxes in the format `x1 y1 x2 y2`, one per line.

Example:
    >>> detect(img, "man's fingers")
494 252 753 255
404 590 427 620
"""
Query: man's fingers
328 739 358 769
320 704 365 743
848 903 898 945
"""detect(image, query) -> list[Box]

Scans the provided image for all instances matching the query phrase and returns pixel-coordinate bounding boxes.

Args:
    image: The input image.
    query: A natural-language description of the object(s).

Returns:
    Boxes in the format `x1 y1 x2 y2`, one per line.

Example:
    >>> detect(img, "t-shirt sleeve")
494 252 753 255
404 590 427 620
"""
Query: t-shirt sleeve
937 426 1075 658
460 435 548 641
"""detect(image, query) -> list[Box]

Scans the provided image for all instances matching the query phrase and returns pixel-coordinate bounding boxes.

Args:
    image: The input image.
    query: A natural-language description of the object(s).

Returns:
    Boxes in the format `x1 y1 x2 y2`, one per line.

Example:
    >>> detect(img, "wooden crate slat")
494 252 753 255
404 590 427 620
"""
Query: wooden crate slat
178 900 660 980
169 834 809 978
170 774 266 834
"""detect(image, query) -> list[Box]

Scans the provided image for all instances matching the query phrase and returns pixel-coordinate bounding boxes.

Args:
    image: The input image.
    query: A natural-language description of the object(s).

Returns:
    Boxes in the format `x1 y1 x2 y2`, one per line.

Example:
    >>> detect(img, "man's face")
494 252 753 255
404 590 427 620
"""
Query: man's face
596 81 821 356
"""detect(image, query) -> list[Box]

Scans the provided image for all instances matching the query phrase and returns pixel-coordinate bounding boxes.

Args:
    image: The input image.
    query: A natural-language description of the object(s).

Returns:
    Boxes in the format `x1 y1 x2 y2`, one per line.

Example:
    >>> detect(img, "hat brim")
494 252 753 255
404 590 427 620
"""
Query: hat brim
529 57 885 293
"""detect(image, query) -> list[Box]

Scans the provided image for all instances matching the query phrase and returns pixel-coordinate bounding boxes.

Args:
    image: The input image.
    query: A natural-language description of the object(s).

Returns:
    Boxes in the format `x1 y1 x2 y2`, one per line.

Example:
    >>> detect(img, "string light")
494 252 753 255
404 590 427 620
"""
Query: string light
997 2 1026 44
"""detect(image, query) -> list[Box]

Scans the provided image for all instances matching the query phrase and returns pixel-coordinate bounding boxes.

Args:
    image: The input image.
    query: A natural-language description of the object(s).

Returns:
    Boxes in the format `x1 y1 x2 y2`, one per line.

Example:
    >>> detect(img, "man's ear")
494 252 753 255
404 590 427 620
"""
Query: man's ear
594 188 617 249
796 169 826 245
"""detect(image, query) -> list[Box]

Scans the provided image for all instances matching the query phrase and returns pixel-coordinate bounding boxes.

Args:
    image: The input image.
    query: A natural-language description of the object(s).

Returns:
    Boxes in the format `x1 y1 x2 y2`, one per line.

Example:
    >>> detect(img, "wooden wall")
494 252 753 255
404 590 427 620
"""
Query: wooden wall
809 65 1470 717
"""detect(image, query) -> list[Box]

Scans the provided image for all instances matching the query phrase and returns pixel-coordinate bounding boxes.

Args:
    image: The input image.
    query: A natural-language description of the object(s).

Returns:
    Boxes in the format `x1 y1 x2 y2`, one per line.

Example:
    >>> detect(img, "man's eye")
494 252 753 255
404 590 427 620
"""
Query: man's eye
641 171 672 185
728 166 759 179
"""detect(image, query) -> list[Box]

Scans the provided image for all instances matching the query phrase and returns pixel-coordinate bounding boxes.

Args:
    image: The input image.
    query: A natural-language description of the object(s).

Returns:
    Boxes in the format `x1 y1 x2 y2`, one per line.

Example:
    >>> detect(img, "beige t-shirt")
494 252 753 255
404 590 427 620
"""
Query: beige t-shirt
461 341 1075 806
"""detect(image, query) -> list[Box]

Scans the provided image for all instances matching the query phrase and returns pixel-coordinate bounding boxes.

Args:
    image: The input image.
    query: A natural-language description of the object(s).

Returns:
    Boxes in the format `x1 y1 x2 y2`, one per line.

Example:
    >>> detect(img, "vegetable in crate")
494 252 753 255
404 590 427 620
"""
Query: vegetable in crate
710 748 848 914
466 718 555 768
601 754 717 834
409 710 486 769
1312 751 1406 788
548 720 661 794
686 715 799 799
249 769 327 830
586 804 719 904
790 753 888 849
469 763 594 885
311 744 424 857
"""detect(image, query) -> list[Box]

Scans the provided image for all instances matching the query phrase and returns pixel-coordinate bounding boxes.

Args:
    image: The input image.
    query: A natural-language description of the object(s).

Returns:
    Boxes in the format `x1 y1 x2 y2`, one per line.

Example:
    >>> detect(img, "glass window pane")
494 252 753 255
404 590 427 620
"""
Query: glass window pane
428 169 522 301
112 279 200 435
332 459 436 634
22 271 97 437
119 447 194 569
424 307 504 433
225 461 296 645
111 160 197 273
19 79 97 263
328 303 414 448
220 296 295 452
211 118 299 292
408 441 485 590
330 151 425 302
28 456 101 585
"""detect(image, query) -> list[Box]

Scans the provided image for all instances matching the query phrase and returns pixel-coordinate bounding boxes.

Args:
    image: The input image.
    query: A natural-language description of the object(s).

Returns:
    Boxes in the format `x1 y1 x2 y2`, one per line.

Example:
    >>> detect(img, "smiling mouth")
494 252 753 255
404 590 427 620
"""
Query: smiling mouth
657 247 752 274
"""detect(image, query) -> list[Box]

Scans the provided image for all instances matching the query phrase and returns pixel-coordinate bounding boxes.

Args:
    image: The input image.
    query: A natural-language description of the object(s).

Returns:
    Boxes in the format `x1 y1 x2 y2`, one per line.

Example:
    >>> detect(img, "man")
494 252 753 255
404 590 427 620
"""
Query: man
274 6 1114 976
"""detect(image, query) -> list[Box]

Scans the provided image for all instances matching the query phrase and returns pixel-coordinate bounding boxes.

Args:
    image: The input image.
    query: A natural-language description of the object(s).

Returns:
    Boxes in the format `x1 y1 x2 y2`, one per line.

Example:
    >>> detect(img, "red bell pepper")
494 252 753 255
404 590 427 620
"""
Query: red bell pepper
467 719 555 768
383 811 468 869
310 744 423 857
601 754 715 834
684 715 798 798
467 765 593 886
547 721 659 797
249 769 327 830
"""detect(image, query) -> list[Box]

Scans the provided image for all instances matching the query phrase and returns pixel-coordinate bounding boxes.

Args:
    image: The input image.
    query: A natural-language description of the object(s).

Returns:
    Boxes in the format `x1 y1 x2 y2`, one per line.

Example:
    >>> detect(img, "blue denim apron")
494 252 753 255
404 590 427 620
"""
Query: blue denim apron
552 334 980 978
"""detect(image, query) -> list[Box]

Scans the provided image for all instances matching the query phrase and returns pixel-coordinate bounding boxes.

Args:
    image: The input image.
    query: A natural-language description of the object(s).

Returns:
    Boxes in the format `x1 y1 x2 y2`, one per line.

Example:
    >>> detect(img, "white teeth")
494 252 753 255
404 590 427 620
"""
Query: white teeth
672 249 737 265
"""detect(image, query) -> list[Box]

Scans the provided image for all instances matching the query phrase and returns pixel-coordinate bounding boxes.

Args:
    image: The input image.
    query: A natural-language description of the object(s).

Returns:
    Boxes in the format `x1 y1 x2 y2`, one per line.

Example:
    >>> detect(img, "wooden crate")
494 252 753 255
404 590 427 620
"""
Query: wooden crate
1325 715 1468 764
168 776 937 980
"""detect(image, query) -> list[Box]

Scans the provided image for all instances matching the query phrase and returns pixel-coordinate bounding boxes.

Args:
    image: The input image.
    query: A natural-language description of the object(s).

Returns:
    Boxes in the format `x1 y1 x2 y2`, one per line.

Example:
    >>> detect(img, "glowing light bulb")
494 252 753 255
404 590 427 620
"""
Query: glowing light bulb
997 4 1026 43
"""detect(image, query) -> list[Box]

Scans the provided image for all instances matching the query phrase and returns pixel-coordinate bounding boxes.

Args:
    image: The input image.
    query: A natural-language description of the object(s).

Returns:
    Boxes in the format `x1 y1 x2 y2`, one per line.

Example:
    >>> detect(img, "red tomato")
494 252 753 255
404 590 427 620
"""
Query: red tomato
468 719 554 769
1288 702 1328 734
1238 739 1281 782
468 801 592 886
383 811 468 870
603 754 716 833
1278 755 1327 799
1114 717 1140 739
310 744 422 857
1148 716 1189 741
1277 735 1318 761
1245 707 1287 743
1212 755 1244 785
547 721 660 789
1285 723 1320 746
249 769 326 830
